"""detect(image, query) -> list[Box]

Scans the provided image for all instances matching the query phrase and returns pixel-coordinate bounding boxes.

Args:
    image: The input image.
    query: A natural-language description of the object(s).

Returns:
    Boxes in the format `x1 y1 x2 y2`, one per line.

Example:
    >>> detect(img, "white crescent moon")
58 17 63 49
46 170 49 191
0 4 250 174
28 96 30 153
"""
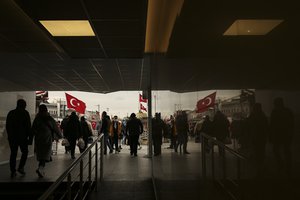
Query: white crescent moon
205 97 212 105
70 98 77 107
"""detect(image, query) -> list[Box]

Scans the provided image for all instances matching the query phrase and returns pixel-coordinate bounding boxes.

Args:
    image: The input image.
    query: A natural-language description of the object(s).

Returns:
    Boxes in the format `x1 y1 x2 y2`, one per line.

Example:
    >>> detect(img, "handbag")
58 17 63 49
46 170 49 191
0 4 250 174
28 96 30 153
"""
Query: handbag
77 138 85 149
61 138 70 147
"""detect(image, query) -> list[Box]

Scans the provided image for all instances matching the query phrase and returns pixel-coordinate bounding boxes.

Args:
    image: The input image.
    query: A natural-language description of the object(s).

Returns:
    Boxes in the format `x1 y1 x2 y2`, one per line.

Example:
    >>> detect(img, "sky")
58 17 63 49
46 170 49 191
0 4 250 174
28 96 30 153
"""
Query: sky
48 90 241 118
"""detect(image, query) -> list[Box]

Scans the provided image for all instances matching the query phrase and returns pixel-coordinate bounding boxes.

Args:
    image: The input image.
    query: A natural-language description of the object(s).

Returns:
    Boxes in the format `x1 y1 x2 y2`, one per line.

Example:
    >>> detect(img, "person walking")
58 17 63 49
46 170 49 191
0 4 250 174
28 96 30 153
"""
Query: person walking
126 113 143 157
60 114 70 154
270 97 294 177
111 116 121 153
64 112 80 159
79 116 93 153
6 99 32 178
100 111 113 154
152 113 165 156
247 103 268 177
32 104 62 177
175 111 190 154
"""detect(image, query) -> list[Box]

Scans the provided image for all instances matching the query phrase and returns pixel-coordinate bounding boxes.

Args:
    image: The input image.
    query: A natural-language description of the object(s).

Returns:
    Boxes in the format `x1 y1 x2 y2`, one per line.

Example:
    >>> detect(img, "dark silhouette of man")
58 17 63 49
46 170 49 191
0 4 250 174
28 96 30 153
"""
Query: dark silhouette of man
64 112 80 159
126 113 143 157
248 103 268 177
100 111 113 154
175 111 190 154
270 97 294 176
152 113 166 156
6 99 32 177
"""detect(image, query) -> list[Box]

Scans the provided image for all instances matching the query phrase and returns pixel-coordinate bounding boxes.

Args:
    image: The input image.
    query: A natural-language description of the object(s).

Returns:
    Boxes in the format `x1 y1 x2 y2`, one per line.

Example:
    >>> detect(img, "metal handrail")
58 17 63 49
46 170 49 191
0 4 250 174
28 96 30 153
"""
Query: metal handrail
201 133 246 160
38 134 104 200
201 132 246 200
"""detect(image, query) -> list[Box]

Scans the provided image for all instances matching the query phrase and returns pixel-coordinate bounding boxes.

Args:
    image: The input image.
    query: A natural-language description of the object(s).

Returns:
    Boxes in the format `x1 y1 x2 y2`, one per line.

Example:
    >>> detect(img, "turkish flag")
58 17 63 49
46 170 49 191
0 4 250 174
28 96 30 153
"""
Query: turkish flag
140 103 147 112
91 121 97 130
196 92 216 113
139 94 147 103
65 93 86 114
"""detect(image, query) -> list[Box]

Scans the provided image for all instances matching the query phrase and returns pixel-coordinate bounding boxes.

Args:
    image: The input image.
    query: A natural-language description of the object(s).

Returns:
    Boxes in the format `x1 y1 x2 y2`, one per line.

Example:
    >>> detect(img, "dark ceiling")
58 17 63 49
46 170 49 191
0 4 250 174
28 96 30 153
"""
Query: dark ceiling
0 0 299 93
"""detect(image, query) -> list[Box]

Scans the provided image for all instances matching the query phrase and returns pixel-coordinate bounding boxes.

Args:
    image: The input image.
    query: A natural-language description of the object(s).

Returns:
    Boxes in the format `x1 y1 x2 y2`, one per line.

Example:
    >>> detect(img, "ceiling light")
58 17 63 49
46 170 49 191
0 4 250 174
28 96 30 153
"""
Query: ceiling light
39 20 95 36
145 0 185 53
223 19 283 36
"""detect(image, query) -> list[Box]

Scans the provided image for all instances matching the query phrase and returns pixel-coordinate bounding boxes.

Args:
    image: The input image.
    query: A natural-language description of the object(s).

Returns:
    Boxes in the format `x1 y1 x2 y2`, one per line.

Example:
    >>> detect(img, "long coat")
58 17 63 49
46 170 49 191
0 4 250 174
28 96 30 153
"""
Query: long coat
32 113 61 161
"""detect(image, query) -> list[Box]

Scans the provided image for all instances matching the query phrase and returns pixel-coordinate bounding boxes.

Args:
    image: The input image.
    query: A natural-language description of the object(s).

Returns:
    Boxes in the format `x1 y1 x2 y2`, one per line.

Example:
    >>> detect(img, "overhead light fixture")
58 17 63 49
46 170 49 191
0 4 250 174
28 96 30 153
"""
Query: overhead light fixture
145 0 185 53
39 20 95 36
223 19 283 36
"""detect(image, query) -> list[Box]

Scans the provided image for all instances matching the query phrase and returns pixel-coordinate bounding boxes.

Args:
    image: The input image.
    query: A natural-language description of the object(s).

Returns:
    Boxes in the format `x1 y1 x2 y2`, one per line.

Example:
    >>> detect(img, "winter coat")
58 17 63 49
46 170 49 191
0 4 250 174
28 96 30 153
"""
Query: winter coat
32 113 62 161
6 108 32 143
126 117 143 136
64 114 80 142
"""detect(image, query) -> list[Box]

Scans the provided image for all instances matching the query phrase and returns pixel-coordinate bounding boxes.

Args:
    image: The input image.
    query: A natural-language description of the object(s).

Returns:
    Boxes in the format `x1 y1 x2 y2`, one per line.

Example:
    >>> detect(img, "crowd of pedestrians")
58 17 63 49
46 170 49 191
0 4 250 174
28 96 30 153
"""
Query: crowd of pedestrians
6 96 296 179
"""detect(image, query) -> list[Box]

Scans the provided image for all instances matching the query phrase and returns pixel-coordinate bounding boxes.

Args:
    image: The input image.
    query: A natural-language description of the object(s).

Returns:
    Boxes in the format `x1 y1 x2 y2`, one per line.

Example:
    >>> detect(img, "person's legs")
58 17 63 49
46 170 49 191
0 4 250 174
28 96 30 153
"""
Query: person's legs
132 135 139 156
36 160 46 177
8 141 18 177
18 142 29 174
183 135 189 154
284 143 292 177
273 143 283 172
69 139 76 159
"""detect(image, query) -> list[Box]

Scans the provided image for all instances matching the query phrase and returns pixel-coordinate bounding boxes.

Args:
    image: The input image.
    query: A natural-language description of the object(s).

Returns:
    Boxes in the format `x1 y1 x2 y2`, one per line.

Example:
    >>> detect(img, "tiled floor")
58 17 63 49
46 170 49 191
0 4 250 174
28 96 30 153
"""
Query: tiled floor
1 139 300 200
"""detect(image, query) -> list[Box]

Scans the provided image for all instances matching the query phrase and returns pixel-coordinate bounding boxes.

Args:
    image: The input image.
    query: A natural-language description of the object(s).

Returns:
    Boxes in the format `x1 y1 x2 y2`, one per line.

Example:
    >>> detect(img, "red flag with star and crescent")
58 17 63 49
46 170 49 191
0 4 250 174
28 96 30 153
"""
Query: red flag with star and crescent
139 94 147 103
196 92 216 113
140 103 147 112
65 93 86 114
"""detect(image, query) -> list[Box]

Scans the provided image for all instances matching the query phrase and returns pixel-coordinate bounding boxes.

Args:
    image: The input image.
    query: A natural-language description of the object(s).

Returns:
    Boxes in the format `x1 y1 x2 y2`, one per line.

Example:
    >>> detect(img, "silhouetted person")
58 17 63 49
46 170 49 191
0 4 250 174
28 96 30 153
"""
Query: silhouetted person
152 113 165 156
201 116 213 135
168 115 176 149
32 104 62 177
175 111 190 154
64 112 80 159
60 114 69 154
270 97 294 176
79 116 92 153
126 113 143 157
111 115 121 153
247 103 268 177
6 99 32 177
100 111 113 154
212 111 230 155
200 115 213 153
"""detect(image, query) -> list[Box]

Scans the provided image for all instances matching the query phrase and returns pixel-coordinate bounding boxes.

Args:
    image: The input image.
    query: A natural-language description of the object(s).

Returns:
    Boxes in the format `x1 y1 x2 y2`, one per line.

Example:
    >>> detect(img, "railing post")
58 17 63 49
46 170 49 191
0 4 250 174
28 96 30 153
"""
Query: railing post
100 135 104 181
201 134 206 179
67 174 72 200
89 150 92 183
222 148 226 180
80 159 83 200
211 140 215 180
95 140 98 191
237 158 241 181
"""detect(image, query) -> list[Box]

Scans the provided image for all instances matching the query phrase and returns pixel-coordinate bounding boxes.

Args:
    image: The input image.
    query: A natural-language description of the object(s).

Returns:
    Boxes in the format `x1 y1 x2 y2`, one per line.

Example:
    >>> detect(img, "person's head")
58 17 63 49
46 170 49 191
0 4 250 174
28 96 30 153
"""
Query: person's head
130 113 136 119
155 113 159 119
71 111 76 116
114 115 118 120
39 104 48 113
16 99 26 109
102 111 107 118
274 97 284 108
80 116 85 121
